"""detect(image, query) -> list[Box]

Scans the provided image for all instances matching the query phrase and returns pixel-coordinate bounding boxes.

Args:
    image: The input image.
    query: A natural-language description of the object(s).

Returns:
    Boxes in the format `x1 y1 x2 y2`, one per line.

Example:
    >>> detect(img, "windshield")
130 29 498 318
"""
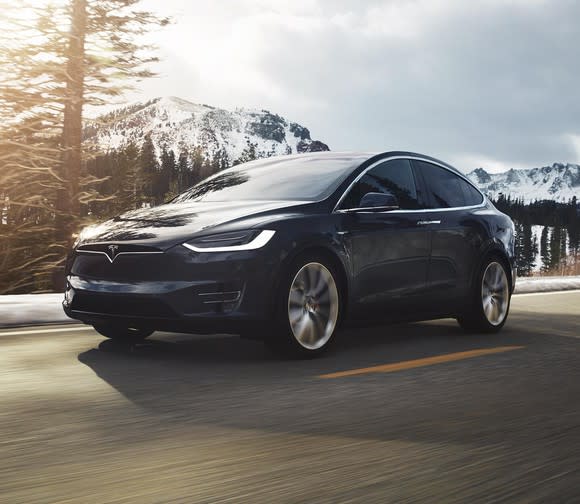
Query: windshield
171 154 361 203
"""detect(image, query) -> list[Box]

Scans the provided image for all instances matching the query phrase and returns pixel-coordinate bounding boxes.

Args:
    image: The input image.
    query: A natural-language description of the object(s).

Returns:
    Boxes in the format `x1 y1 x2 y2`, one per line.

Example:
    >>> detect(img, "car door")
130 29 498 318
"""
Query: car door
412 160 486 309
338 158 431 316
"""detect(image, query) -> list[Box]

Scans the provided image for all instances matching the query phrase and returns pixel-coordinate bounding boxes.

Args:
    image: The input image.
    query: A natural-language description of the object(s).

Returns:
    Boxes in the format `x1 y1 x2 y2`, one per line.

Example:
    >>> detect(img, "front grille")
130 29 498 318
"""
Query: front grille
71 247 174 282
71 292 176 318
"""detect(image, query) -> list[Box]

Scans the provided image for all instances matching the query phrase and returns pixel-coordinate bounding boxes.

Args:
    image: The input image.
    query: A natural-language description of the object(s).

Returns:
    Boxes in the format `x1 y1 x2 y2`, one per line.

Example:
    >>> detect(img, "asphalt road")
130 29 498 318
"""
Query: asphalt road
1 291 579 503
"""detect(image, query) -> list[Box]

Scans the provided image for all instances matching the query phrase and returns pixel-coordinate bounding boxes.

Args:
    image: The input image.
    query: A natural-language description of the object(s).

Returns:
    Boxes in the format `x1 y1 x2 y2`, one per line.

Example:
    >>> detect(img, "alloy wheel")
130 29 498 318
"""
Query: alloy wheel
481 261 509 326
287 262 339 350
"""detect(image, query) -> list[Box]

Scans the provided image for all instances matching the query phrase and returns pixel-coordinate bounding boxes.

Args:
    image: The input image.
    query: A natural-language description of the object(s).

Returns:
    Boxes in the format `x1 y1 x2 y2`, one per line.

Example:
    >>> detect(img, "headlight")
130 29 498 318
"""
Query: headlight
182 229 276 252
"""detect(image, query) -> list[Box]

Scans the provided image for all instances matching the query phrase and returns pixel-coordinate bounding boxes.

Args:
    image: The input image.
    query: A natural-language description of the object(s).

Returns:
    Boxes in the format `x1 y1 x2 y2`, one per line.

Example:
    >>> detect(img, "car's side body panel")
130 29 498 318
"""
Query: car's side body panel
340 211 431 312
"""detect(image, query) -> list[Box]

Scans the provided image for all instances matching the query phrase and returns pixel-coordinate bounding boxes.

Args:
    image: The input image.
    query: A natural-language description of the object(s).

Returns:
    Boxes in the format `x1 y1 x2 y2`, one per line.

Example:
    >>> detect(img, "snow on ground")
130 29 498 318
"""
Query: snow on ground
0 294 69 327
515 275 580 294
1 277 579 328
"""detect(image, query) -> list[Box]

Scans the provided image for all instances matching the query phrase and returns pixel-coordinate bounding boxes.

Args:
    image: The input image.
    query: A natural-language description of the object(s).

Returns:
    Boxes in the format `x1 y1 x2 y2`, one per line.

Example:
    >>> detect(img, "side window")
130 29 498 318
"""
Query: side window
340 159 421 210
462 180 484 206
414 161 482 208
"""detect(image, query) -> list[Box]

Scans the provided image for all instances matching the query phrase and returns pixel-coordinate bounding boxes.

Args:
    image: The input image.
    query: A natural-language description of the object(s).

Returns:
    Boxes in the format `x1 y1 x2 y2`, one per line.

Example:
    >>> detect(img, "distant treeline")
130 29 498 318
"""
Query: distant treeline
492 194 580 276
85 136 259 219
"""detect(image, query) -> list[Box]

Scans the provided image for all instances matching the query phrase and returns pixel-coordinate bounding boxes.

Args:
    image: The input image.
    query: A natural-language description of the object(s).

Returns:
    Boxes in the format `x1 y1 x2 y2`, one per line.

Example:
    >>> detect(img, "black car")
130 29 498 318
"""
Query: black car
64 151 516 357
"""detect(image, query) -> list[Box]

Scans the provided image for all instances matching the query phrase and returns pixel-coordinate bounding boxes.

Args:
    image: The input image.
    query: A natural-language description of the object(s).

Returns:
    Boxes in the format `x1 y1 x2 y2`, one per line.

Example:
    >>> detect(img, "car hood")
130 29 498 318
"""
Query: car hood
77 200 306 249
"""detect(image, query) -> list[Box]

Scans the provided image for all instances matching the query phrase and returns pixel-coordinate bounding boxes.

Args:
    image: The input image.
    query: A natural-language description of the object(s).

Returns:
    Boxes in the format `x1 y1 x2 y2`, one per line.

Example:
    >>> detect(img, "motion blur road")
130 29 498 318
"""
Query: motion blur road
1 291 579 503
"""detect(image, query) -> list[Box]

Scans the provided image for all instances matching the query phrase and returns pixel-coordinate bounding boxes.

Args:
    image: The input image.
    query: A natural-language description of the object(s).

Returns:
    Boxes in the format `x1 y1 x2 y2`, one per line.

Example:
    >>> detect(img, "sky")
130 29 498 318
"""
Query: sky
128 0 580 173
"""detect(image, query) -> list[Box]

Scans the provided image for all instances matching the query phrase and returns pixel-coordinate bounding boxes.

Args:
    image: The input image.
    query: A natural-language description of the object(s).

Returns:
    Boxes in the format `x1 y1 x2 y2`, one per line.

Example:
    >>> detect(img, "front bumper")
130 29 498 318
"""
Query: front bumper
63 243 279 334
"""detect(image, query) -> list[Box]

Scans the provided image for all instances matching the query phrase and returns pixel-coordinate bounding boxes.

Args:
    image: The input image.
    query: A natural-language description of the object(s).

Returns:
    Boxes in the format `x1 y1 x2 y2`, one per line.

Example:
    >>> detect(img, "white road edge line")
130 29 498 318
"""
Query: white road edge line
1 290 578 336
0 326 94 337
514 289 580 297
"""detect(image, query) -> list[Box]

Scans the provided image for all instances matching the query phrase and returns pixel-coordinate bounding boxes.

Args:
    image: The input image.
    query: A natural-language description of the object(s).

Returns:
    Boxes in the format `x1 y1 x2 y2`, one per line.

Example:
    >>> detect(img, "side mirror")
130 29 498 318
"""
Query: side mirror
358 191 399 211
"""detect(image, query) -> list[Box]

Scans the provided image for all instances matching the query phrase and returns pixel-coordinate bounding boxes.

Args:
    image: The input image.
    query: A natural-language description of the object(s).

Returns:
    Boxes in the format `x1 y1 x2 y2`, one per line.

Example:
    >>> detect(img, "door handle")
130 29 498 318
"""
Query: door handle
416 220 441 225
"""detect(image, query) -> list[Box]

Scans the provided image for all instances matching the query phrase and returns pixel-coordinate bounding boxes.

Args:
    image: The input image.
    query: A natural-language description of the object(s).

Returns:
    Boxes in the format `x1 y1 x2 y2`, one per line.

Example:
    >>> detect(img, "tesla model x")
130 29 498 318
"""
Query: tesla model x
64 151 516 357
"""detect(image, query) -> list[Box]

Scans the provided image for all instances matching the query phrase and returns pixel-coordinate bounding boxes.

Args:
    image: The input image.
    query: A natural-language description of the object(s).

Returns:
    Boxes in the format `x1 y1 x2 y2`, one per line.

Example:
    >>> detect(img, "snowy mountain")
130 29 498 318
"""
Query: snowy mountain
85 97 578 204
468 164 580 203
84 96 329 162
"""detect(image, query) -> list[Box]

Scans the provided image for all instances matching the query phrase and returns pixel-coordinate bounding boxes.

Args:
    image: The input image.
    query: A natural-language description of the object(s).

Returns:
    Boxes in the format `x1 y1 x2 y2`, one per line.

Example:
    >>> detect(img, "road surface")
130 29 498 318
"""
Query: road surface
1 291 579 503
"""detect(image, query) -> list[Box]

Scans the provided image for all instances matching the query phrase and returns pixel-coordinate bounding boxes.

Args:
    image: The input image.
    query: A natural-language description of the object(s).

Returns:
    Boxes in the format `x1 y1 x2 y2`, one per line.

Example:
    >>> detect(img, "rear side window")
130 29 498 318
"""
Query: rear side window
414 161 483 208
340 159 422 210
462 181 484 205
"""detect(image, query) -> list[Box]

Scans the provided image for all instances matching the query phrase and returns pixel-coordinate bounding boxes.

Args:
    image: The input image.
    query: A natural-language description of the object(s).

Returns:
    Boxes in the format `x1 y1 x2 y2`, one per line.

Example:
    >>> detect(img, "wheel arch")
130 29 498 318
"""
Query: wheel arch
475 241 514 294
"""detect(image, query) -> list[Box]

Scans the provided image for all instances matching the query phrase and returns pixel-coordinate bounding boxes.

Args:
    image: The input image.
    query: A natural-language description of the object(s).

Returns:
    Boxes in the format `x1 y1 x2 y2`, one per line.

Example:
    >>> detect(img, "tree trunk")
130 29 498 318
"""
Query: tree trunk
55 0 87 290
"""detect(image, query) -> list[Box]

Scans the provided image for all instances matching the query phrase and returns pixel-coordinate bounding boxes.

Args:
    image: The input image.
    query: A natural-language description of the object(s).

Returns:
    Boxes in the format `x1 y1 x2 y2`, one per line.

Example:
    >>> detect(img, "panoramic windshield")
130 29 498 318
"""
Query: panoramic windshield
171 155 361 203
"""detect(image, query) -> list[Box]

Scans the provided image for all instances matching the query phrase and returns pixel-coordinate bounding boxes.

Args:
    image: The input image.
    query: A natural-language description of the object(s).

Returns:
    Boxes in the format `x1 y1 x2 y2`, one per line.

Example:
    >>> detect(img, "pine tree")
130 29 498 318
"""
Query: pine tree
210 151 222 175
517 221 536 276
540 226 551 273
219 149 231 171
549 225 562 270
139 135 158 205
0 0 168 292
560 228 567 273
157 146 176 203
119 142 142 210
190 146 205 184
177 150 191 193
233 140 258 165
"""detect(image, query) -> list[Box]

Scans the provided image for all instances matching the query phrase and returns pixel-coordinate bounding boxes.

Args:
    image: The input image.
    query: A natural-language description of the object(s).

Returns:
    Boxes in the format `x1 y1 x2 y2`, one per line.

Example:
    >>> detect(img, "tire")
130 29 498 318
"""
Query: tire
265 253 343 358
93 324 153 343
457 256 511 333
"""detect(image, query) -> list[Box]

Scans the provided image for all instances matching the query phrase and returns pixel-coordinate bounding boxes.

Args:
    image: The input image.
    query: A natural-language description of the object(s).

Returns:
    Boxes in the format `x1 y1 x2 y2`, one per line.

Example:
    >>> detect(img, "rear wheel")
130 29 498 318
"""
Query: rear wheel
266 254 342 358
92 324 153 343
457 257 511 333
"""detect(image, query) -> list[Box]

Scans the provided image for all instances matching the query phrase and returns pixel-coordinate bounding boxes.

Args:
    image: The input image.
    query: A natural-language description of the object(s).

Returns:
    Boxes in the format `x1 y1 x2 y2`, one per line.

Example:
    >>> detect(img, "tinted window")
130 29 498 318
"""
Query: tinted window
415 161 482 208
462 181 484 205
172 155 360 203
340 159 421 210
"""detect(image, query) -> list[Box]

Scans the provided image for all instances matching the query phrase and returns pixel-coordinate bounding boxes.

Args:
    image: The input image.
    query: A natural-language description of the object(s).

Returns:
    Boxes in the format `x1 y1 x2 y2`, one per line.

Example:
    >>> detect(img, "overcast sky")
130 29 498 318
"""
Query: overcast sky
133 0 580 173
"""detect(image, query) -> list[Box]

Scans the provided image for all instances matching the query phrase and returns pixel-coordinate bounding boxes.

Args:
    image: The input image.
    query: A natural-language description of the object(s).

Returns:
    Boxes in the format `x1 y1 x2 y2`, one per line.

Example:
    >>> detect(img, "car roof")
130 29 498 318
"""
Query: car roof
273 151 463 176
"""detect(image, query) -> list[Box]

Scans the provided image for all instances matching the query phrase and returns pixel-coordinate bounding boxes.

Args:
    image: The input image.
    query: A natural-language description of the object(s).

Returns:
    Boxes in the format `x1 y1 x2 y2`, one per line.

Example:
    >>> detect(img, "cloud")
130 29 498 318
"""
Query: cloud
138 0 580 172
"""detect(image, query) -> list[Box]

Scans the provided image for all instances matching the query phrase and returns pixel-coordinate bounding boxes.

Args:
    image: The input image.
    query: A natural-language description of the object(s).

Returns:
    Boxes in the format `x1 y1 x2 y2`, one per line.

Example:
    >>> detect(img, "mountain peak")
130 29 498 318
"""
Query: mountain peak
468 167 492 184
467 162 580 203
86 97 330 160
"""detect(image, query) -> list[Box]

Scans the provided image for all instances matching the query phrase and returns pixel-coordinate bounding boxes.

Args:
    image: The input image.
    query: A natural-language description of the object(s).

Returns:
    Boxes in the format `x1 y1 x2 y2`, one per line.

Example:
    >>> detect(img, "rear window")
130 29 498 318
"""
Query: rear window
414 161 483 208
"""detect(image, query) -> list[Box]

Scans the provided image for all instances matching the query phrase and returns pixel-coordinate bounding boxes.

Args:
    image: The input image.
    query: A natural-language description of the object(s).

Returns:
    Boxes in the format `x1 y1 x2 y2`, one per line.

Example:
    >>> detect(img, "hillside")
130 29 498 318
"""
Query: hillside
84 96 329 163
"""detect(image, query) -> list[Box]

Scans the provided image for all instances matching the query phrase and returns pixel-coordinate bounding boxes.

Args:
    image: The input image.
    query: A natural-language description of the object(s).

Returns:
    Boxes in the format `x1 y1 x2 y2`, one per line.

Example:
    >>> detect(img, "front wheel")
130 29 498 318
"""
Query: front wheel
93 324 153 343
457 258 511 333
266 255 342 358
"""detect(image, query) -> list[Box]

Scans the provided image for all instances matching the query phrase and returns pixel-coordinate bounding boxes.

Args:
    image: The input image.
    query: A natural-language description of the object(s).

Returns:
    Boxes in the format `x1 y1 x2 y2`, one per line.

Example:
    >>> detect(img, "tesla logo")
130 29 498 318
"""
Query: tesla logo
107 244 119 262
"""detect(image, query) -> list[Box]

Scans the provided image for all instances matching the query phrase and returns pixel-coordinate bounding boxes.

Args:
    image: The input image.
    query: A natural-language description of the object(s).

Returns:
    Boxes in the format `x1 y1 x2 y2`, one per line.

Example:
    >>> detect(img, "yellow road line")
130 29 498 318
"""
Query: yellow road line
319 345 525 379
